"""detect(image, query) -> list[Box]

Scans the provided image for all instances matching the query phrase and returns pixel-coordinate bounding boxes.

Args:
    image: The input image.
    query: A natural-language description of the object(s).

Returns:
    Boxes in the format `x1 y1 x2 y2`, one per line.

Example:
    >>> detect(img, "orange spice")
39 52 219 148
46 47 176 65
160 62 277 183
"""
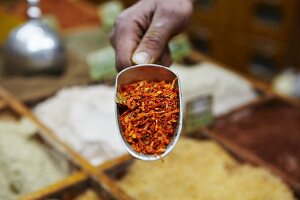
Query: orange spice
117 79 179 155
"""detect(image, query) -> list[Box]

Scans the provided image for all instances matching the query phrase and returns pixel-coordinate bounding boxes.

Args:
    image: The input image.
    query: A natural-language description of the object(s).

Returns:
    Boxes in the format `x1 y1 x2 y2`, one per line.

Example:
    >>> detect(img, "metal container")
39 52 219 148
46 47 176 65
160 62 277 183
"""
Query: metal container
115 64 183 161
4 0 66 76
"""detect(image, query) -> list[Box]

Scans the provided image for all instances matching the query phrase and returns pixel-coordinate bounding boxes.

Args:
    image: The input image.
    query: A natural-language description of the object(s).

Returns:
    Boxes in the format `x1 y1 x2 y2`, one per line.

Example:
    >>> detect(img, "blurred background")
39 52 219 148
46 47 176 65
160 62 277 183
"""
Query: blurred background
188 0 300 81
0 0 300 100
0 1 300 199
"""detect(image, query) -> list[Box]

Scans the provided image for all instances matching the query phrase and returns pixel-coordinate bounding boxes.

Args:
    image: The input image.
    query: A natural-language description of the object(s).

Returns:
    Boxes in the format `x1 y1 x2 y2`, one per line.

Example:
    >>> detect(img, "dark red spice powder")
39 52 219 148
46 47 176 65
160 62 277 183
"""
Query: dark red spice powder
212 99 300 182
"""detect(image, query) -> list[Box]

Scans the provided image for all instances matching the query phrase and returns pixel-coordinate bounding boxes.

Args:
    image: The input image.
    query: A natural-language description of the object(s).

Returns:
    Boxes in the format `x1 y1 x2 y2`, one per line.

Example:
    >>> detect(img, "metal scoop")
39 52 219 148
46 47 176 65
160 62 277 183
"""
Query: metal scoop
115 64 183 161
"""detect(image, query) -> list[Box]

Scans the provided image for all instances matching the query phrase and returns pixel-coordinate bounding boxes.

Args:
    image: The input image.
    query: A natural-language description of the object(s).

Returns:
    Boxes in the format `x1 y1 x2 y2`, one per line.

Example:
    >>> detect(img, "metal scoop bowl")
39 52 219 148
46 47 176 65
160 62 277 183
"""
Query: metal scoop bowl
115 64 183 161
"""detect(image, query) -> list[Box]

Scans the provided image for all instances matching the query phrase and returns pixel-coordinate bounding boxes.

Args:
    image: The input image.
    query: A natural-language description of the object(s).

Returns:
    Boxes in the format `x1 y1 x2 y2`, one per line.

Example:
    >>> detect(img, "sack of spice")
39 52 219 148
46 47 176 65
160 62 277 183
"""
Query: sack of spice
97 0 124 31
172 62 258 116
169 34 191 62
86 46 117 81
34 85 127 166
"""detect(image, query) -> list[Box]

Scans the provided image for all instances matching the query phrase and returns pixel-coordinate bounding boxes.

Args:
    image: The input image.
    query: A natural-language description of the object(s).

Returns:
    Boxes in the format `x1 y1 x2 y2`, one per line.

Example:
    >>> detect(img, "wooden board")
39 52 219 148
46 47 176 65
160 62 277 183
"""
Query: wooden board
20 170 123 200
20 172 88 200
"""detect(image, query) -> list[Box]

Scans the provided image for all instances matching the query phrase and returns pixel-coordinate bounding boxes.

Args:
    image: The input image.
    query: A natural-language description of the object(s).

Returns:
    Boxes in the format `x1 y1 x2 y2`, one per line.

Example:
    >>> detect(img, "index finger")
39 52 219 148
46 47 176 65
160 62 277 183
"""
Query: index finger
110 17 142 72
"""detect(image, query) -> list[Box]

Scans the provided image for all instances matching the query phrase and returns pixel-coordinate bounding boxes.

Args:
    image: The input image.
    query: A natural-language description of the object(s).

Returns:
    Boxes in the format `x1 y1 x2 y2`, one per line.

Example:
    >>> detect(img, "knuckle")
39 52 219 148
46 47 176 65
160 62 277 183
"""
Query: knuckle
160 4 174 16
114 12 136 32
176 7 192 18
143 32 163 50
114 13 131 30
114 15 125 27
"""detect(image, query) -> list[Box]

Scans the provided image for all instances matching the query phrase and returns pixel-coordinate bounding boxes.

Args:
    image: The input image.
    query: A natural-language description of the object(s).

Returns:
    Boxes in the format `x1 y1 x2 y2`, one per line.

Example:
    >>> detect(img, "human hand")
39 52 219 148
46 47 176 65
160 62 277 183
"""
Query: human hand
110 0 194 71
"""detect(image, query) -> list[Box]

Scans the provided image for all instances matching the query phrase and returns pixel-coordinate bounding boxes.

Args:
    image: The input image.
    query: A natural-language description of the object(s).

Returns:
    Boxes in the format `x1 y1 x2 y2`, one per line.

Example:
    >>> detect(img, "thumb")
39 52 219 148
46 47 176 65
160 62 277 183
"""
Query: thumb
132 15 173 65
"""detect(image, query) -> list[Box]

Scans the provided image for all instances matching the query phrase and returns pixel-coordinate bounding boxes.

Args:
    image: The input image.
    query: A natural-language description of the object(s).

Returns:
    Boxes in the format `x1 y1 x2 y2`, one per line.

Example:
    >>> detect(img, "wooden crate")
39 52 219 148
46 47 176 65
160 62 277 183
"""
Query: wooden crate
233 0 299 41
0 89 78 199
1 49 298 199
226 34 287 81
100 128 299 199
189 50 300 105
186 52 300 195
100 142 287 199
97 52 300 198
204 95 300 195
286 10 300 69
192 0 230 26
188 22 228 62
0 86 131 200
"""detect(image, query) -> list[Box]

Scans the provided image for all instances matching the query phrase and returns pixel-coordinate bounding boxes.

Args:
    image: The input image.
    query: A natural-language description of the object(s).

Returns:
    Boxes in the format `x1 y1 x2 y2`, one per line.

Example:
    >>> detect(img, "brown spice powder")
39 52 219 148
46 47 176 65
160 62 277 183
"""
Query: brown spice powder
212 99 300 182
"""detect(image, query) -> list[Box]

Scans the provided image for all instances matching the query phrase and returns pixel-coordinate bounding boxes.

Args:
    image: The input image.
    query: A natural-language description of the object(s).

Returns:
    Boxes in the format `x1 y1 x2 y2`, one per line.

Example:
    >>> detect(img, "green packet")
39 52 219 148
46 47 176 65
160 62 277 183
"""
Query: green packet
169 34 192 62
64 27 110 59
184 95 214 134
98 0 124 31
86 46 117 81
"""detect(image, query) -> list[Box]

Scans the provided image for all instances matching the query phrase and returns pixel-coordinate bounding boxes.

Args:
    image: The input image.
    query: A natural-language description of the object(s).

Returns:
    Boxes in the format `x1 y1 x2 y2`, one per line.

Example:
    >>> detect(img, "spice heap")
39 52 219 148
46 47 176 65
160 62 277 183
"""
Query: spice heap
74 189 102 200
117 80 179 155
117 138 295 200
0 117 69 200
172 63 257 116
212 99 300 183
34 85 127 166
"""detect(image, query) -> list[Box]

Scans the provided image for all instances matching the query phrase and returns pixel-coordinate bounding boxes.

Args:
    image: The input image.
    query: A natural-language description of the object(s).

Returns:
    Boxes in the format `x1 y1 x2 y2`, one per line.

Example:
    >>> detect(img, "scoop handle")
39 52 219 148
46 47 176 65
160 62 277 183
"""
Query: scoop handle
27 0 41 19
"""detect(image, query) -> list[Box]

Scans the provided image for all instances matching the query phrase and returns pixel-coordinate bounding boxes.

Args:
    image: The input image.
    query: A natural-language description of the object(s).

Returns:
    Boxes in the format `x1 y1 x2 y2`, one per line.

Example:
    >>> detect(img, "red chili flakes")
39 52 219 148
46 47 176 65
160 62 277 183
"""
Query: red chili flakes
117 79 179 155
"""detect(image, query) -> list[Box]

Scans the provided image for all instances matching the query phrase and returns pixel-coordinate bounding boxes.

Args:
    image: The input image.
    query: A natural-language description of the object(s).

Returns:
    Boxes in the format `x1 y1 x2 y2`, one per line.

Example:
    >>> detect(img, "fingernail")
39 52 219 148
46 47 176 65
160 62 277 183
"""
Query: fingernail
132 51 151 64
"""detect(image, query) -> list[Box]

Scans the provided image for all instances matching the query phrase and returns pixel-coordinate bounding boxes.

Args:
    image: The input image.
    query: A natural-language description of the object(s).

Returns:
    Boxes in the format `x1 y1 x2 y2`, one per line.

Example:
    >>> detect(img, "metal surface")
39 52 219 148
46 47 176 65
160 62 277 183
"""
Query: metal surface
115 64 183 161
27 0 41 19
3 0 66 76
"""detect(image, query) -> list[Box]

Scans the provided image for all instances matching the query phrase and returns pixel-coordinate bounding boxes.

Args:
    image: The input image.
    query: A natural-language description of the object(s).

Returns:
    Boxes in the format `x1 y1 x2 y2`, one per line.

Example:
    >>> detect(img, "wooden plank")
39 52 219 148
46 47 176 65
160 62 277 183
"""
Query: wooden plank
0 98 7 110
98 154 132 171
20 172 87 200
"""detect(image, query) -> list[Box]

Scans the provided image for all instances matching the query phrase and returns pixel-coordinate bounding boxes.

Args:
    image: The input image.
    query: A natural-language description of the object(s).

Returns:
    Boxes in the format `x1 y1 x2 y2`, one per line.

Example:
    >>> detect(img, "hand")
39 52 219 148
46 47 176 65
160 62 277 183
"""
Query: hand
110 0 194 71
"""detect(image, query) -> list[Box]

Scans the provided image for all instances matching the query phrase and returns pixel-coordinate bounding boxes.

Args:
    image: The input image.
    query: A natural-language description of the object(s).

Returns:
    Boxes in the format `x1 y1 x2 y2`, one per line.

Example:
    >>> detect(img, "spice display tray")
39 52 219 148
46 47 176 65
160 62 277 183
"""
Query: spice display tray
189 50 300 105
0 86 92 170
0 88 79 199
204 96 300 196
98 135 299 200
1 49 298 200
22 156 134 200
22 169 130 200
0 86 130 200
95 51 300 199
